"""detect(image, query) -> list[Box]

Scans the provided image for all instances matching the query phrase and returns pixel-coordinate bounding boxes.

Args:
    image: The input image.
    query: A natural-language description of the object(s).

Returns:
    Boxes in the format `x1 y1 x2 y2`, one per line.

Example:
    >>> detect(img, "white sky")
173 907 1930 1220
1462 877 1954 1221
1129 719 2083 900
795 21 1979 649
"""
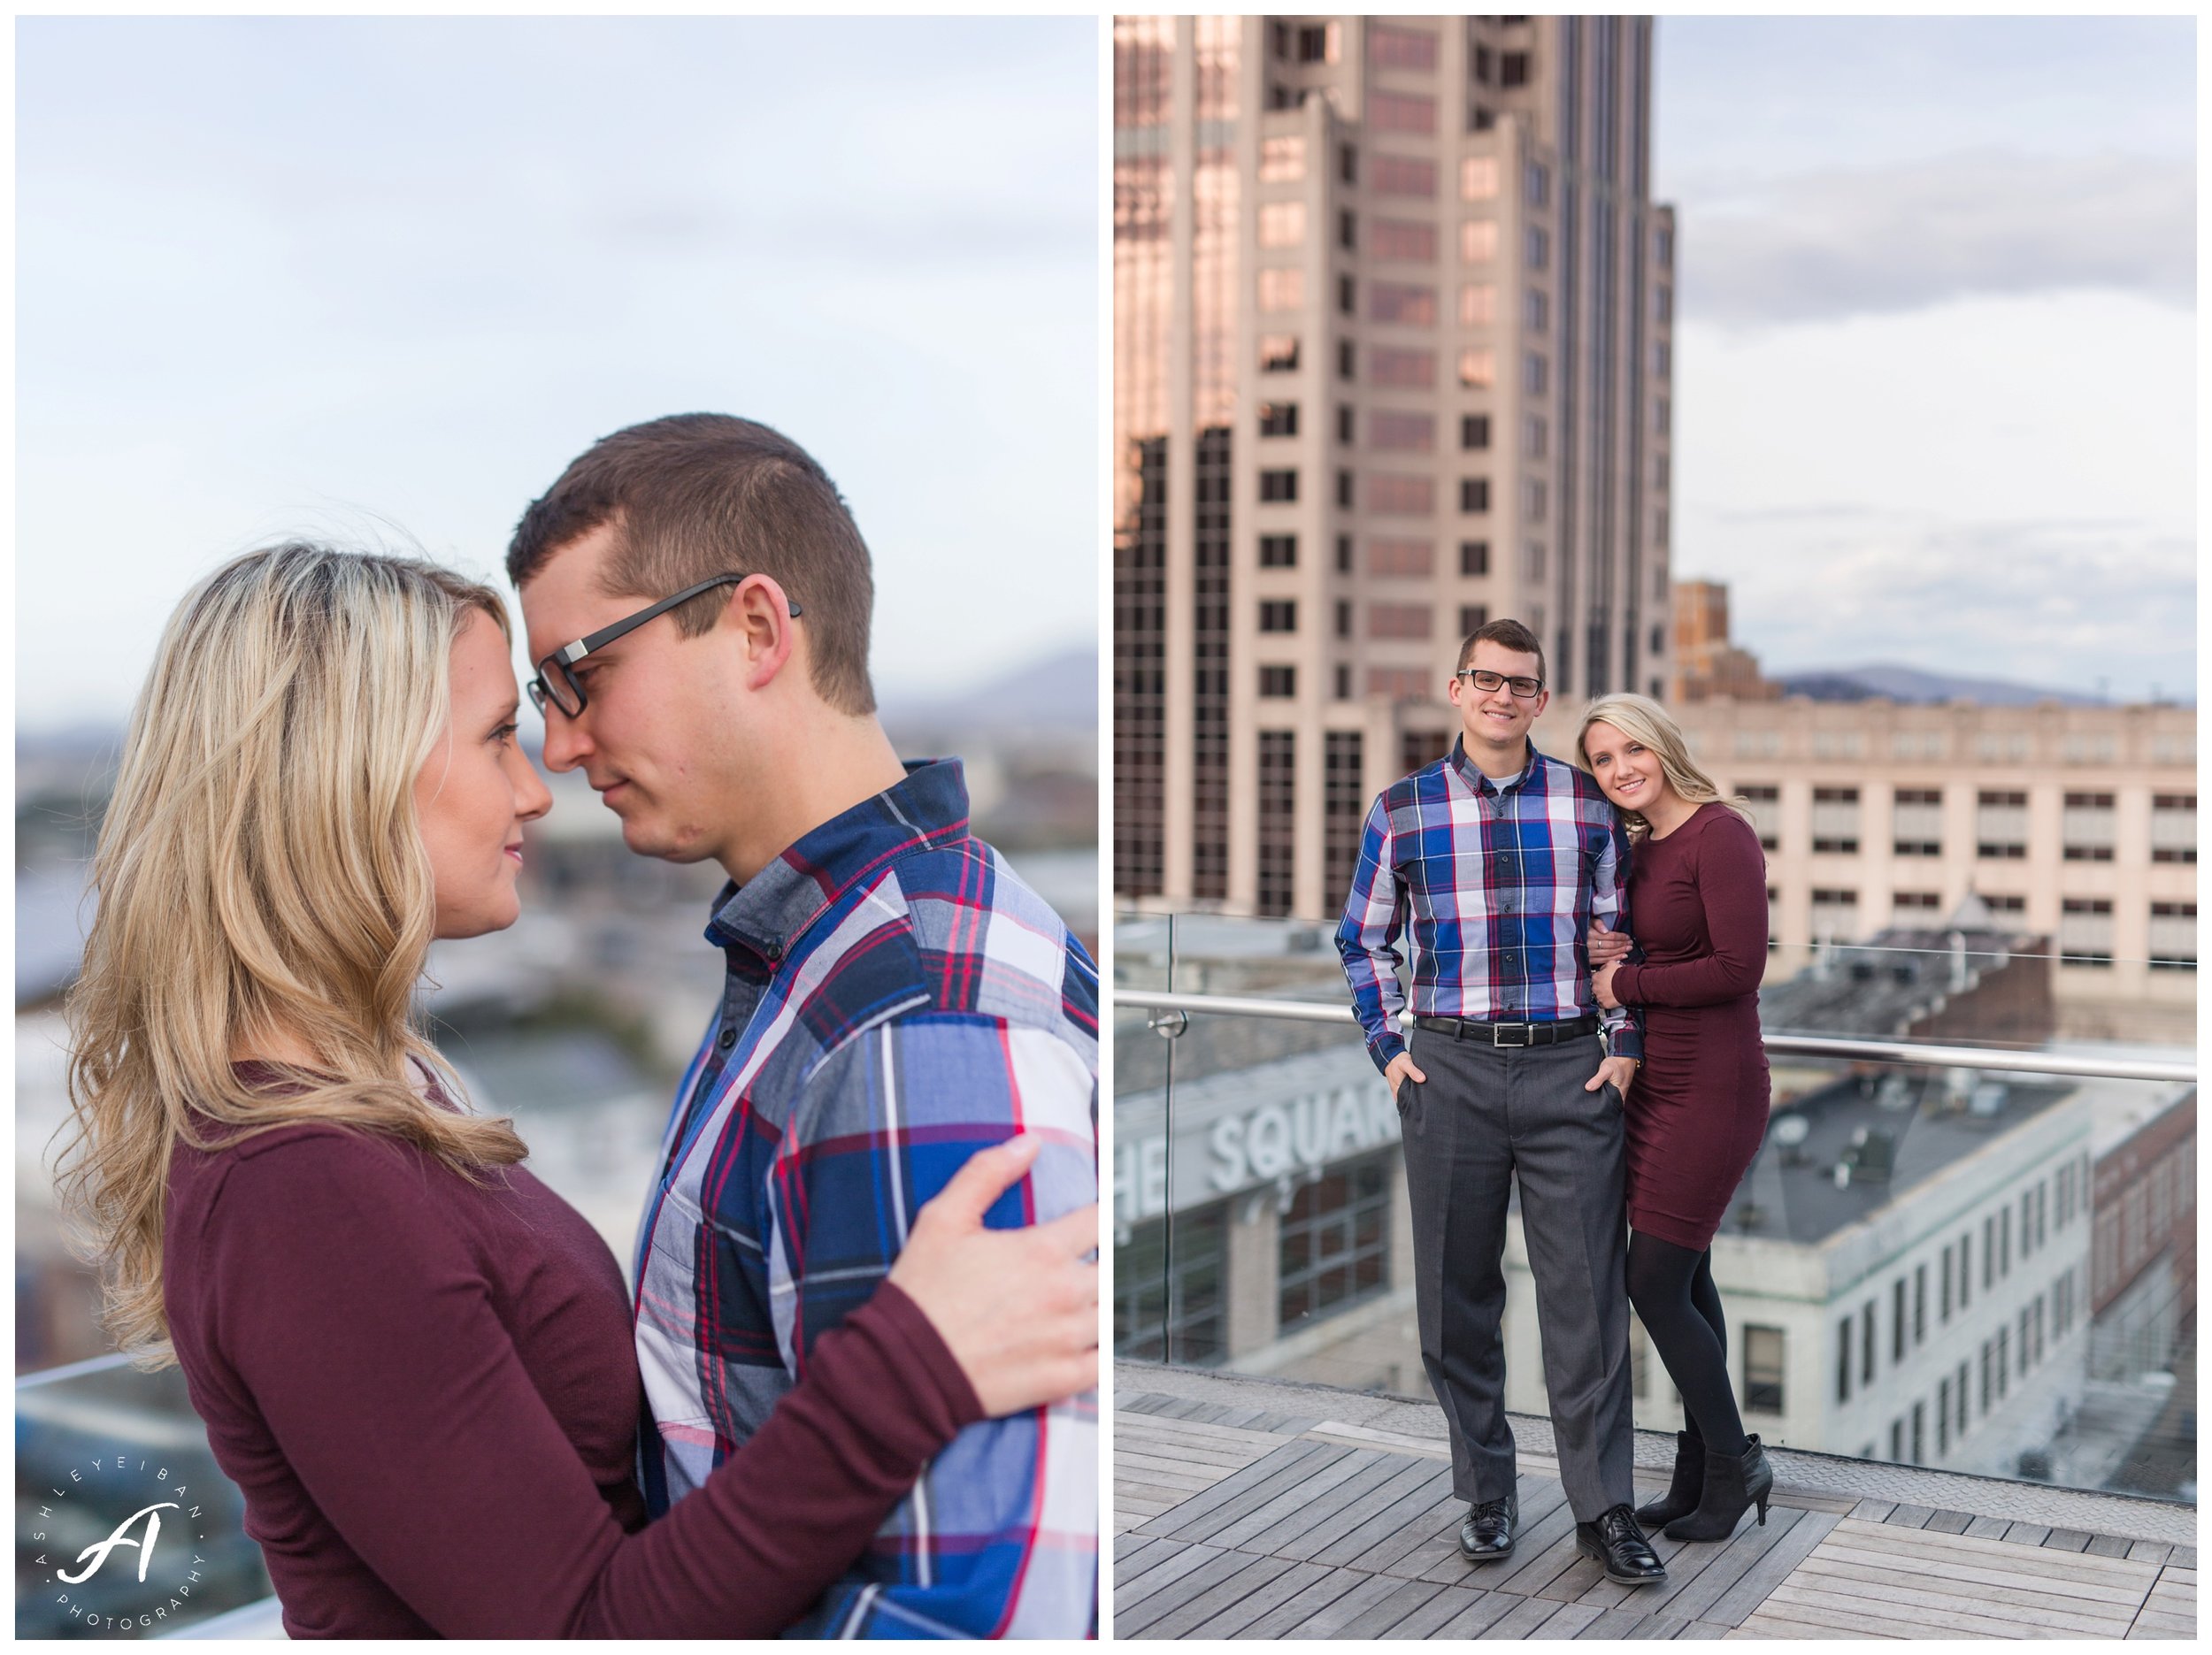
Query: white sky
1653 16 2195 701
16 16 1099 731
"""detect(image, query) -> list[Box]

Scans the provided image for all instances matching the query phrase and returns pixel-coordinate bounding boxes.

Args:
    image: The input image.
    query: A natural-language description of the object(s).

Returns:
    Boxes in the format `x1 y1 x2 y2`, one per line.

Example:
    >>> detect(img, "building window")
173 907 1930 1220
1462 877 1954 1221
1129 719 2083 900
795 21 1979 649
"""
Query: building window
2149 901 2196 970
1336 469 1356 508
2062 792 2116 862
1958 1230 1970 1307
1338 405 1356 446
2152 793 2196 862
1113 1203 1228 1365
1340 142 1357 184
1525 226 1550 270
1458 603 1488 639
1978 1341 1991 1414
1460 540 1490 577
1339 208 1356 250
1521 478 1548 524
1334 601 1352 639
1914 1263 1927 1345
1368 538 1433 577
1861 1300 1877 1385
2000 1207 2011 1276
1811 888 1859 942
1371 280 1437 327
1324 731 1365 900
1259 664 1296 698
1367 602 1432 640
1995 1327 2008 1399
1457 347 1496 389
1259 600 1298 633
1525 414 1548 460
1525 159 1550 210
1258 469 1299 503
1461 478 1491 514
1739 785 1780 852
1462 413 1491 451
1338 340 1356 381
1259 134 1305 182
1371 218 1438 262
1278 1153 1392 1328
1336 535 1353 573
1261 333 1302 373
1371 410 1436 452
1258 533 1298 568
1938 1377 1952 1455
1955 1360 1970 1436
1258 200 1306 248
1256 731 1296 916
1500 49 1530 87
1812 786 1861 854
1461 155 1498 200
1910 1401 1925 1466
1893 787 1943 857
1893 1279 1907 1364
1976 790 2028 859
2060 898 2115 967
1889 1419 1904 1462
1472 42 1494 85
1371 153 1437 195
1525 287 1549 333
1259 402 1300 438
1369 668 1431 702
1334 663 1352 701
1459 282 1496 326
1940 1244 1953 1323
1520 350 1548 395
1893 892 1939 915
1338 273 1356 316
1461 219 1499 263
1744 1326 1785 1414
1836 1314 1853 1403
1370 346 1435 388
1368 90 1436 135
1256 267 1304 311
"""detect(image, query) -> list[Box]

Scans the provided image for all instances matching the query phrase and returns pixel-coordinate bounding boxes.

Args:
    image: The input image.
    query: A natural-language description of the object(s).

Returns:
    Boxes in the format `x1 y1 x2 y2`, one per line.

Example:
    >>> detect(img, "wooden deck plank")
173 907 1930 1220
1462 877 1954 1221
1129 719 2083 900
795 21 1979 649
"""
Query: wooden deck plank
1309 1467 1462 1569
2045 1528 2095 1553
1403 1475 1574 1585
1807 1536 2155 1609
1771 1573 2131 1638
1343 1490 1466 1577
1478 1593 1580 1639
1114 1413 1301 1452
1112 1534 1168 1583
1822 1521 2164 1591
1118 1438 1274 1474
1378 1582 1484 1639
1525 1600 1602 1638
1286 1573 1439 1639
1923 1508 1974 1535
2087 1534 2136 1559
1426 1587 1523 1639
2126 1608 2195 1639
1135 1552 1301 1640
1699 1509 1844 1628
1883 1504 1935 1529
1787 1557 2150 1636
1850 1499 1897 1522
2004 1522 2052 1546
1140 1440 1343 1541
1580 1605 1667 1638
1115 1540 1231 1628
1119 1545 1275 1637
1204 1446 1405 1553
1789 1553 2139 1635
1269 1458 1448 1565
1182 1558 1339 1639
1115 1536 1212 1600
1227 1566 1369 1641
1235 1452 1422 1559
1734 1605 1901 1639
2170 1548 2196 1570
1580 1506 1800 1617
2127 1540 2174 1566
1478 1498 1594 1597
1965 1515 2012 1541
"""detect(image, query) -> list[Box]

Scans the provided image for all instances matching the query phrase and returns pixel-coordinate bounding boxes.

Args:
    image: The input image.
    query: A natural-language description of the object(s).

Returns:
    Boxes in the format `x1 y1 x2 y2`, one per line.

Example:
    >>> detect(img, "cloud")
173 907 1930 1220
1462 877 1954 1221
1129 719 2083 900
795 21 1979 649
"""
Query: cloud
1696 510 2197 700
1682 150 2194 326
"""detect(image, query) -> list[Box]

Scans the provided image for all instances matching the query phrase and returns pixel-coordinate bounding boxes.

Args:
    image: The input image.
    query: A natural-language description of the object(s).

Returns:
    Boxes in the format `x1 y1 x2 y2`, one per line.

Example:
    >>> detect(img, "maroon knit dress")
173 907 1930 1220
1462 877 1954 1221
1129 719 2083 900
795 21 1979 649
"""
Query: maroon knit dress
1609 802 1772 1251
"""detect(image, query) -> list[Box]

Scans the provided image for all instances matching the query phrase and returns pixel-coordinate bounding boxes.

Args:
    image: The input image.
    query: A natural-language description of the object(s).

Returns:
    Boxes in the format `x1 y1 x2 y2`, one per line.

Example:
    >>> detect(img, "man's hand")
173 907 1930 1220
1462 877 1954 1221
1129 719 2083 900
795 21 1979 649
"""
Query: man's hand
1586 919 1632 967
1586 1054 1638 1100
1385 1051 1429 1100
1592 956 1624 1009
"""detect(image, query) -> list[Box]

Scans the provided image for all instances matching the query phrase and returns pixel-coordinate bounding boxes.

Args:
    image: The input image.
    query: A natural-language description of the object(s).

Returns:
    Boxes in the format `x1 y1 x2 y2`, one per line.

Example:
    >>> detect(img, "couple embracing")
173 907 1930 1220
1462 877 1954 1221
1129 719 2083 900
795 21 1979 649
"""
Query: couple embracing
1337 617 1773 1587
59 416 1099 1638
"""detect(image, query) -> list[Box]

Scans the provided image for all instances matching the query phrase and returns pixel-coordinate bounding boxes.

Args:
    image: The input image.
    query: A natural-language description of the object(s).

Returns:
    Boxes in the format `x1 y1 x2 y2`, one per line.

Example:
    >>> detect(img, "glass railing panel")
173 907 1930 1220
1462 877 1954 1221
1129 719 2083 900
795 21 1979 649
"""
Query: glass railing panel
1111 916 2195 1507
16 1358 274 1638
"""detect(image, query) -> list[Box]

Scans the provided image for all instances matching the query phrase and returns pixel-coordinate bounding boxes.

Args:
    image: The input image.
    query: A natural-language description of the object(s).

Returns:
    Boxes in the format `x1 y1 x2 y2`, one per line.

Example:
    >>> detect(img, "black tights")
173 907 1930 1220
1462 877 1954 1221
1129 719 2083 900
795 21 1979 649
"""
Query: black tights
1625 1231 1747 1457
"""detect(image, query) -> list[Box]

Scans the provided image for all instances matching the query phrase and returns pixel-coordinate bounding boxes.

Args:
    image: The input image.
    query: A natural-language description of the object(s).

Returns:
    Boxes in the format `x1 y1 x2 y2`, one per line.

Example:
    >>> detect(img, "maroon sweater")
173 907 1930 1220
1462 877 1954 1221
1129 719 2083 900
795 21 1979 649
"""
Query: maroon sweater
162 1114 982 1638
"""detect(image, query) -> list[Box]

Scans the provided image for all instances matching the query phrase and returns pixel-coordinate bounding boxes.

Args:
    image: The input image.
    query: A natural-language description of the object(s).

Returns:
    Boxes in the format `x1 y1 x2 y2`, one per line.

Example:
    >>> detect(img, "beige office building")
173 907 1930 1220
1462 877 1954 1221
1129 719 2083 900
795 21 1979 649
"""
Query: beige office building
1115 15 1675 920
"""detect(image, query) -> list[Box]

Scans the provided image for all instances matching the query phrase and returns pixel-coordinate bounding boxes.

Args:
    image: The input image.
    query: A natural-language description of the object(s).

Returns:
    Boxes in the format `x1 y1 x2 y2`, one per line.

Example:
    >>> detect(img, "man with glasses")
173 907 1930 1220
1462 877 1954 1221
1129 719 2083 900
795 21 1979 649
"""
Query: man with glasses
1335 617 1663 1589
508 413 1099 1637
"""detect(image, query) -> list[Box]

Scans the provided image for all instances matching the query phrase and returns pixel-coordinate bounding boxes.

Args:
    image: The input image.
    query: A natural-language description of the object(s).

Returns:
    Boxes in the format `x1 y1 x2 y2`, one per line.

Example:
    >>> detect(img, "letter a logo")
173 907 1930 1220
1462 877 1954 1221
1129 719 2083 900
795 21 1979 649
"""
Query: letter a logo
57 1503 180 1584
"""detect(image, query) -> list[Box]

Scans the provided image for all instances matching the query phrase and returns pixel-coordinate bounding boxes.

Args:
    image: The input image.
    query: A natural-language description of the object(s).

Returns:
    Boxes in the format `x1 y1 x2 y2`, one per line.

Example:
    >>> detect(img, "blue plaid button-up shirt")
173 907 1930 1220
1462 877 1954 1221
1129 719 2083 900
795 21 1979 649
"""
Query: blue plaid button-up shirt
632 759 1100 1638
1335 737 1641 1074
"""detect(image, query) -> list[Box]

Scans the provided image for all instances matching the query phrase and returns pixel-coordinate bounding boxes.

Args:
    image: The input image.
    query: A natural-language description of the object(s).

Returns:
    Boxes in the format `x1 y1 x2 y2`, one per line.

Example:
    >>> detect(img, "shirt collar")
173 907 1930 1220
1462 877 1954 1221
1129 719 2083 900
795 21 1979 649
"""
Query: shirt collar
703 758 971 967
1448 734 1544 799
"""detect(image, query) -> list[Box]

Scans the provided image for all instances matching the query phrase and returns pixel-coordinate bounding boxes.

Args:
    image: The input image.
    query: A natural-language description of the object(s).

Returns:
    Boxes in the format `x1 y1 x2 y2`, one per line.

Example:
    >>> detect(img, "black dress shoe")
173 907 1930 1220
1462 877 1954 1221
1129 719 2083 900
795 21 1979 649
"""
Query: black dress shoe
1457 1493 1518 1562
1574 1503 1667 1586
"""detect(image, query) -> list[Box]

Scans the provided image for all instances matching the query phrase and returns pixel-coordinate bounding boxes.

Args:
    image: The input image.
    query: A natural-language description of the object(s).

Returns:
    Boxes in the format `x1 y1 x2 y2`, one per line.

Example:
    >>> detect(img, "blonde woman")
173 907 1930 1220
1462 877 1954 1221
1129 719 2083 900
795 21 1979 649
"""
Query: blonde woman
58 544 1098 1638
1575 693 1773 1547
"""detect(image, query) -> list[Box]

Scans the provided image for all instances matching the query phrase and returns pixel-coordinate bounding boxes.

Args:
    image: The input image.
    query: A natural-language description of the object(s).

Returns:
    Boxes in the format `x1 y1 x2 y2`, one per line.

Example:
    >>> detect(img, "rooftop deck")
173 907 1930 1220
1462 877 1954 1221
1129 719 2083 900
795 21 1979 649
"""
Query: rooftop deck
1113 1363 2195 1640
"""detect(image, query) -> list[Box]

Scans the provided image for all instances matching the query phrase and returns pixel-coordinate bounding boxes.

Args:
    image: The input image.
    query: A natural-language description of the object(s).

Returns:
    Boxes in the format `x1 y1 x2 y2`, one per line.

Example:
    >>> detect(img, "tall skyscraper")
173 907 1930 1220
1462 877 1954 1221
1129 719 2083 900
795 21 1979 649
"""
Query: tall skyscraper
1115 15 1676 919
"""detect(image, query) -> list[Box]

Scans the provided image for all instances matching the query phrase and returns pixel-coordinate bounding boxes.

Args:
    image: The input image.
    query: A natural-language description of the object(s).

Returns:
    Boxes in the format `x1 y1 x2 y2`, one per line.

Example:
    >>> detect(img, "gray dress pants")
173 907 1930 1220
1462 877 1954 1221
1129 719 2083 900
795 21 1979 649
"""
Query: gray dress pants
1396 1028 1634 1521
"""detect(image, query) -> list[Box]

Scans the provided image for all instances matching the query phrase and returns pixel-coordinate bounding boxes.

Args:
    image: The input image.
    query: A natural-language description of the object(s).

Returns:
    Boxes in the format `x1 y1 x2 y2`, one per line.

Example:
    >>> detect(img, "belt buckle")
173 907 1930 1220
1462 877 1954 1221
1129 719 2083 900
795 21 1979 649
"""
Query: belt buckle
1494 1022 1531 1047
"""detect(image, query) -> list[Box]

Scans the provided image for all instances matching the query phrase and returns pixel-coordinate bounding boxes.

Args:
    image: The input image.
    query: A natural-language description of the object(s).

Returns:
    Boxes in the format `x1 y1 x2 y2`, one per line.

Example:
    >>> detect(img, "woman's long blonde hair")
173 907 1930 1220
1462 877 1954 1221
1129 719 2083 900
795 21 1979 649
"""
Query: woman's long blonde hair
58 543 529 1366
1573 692 1758 841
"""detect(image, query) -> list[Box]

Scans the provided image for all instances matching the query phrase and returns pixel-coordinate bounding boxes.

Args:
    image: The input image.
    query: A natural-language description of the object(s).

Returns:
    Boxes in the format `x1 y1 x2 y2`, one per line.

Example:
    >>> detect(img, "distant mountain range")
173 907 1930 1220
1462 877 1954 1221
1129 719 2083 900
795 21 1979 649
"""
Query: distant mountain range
880 644 1096 739
1772 663 2190 708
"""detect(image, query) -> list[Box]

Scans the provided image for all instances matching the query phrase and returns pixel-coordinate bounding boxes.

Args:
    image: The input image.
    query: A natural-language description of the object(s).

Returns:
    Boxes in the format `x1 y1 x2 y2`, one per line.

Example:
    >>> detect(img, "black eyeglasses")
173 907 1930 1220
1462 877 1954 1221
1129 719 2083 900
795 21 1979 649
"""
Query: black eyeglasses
1456 667 1545 699
526 573 803 719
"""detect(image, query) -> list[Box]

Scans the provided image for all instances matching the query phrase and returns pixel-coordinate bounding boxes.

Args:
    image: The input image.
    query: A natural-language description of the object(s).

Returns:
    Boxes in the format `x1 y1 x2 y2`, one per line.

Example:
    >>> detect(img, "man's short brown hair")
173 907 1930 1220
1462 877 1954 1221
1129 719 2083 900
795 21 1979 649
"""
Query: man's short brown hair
1455 617 1547 684
506 413 876 715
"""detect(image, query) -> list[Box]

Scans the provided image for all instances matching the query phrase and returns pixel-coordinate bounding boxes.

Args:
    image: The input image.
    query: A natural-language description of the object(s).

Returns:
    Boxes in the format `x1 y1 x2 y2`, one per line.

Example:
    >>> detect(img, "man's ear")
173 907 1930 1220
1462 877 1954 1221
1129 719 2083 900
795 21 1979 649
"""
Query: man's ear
726 575 799 693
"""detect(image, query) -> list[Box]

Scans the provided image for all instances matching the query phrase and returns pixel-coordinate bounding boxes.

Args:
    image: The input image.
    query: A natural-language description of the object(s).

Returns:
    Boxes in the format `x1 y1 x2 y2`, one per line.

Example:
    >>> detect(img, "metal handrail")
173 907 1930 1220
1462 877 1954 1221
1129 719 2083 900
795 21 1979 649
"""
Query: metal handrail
17 1349 138 1388
1115 990 2198 1084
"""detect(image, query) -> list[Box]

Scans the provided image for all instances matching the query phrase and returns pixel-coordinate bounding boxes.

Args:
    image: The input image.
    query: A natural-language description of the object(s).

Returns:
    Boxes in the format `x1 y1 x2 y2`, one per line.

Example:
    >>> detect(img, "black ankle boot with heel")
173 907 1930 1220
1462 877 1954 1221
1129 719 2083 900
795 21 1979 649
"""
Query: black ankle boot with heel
1634 1429 1704 1529
1663 1435 1772 1544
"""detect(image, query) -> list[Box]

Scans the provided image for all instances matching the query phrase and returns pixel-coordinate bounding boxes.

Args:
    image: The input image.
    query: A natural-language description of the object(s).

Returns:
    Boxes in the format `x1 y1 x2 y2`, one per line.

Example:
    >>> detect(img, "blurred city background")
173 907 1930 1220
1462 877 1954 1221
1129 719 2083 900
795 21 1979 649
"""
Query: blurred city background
16 16 1098 1636
1109 14 2194 1625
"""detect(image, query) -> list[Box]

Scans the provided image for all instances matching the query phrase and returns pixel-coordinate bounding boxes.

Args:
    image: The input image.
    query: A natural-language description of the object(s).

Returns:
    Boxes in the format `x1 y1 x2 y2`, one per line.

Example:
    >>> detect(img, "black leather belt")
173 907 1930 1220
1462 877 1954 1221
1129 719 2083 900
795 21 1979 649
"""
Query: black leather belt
1413 1014 1601 1047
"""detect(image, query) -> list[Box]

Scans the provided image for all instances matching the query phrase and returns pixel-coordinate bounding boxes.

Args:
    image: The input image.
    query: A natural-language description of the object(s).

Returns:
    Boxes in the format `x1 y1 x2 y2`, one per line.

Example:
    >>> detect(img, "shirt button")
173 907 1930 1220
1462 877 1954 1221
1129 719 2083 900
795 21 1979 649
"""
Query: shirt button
718 1028 737 1050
